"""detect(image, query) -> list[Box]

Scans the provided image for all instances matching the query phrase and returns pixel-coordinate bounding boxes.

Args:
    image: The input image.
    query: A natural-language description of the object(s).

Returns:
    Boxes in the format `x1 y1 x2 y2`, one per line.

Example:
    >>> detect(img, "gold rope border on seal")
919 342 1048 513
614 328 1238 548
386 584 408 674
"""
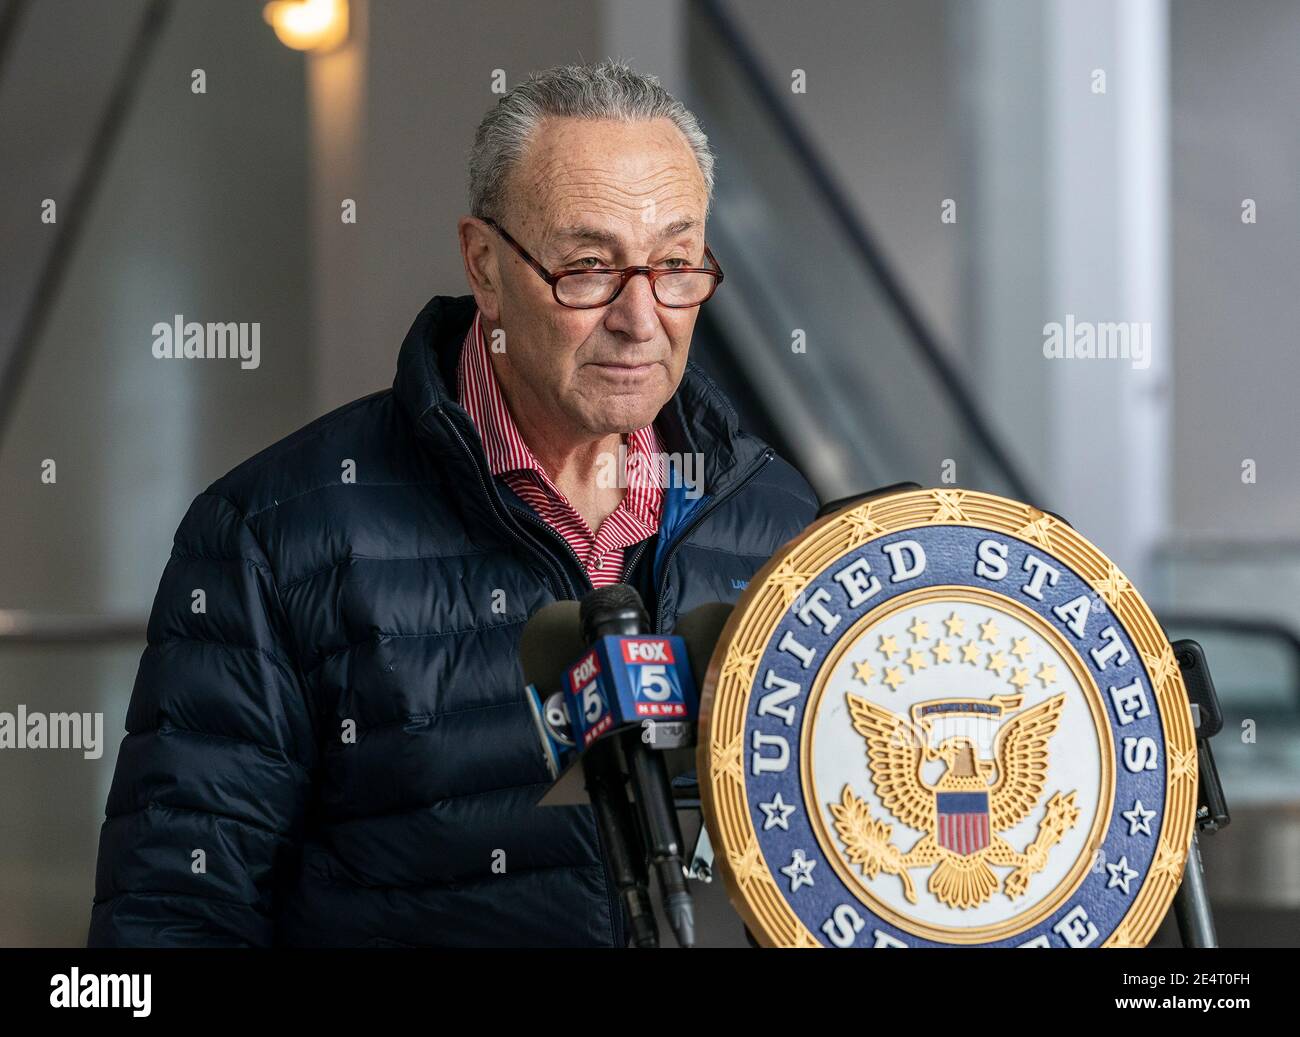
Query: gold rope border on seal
696 488 1198 948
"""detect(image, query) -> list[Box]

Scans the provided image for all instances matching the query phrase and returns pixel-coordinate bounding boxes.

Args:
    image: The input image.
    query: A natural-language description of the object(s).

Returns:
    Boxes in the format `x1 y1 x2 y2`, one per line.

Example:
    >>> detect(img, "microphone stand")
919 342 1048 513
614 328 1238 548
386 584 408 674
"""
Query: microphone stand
584 739 659 948
1170 638 1229 948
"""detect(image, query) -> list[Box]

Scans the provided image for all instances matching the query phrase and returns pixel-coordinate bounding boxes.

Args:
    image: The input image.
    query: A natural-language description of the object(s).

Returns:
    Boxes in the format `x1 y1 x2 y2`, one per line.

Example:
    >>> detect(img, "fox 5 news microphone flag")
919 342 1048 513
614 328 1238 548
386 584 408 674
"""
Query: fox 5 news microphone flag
698 488 1198 948
527 631 698 781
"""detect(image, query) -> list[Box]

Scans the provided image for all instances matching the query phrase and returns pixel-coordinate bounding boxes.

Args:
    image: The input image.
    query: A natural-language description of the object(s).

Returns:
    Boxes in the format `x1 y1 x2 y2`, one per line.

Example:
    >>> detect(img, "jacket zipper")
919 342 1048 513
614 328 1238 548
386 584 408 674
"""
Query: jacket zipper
620 540 650 584
653 448 774 631
506 504 590 597
436 408 572 600
501 507 633 948
440 406 640 943
510 509 651 588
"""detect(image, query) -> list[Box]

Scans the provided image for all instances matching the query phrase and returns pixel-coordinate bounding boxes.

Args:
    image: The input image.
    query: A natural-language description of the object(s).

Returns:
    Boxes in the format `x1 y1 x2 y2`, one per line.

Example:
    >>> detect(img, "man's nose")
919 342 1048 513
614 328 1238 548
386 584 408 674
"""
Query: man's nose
604 272 660 341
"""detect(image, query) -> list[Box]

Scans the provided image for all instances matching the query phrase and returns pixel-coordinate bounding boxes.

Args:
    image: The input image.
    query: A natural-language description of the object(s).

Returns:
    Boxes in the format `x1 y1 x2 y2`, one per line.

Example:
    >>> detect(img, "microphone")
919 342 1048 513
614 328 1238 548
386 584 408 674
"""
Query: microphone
580 585 696 949
672 601 734 690
662 602 736 800
520 601 584 778
519 601 658 948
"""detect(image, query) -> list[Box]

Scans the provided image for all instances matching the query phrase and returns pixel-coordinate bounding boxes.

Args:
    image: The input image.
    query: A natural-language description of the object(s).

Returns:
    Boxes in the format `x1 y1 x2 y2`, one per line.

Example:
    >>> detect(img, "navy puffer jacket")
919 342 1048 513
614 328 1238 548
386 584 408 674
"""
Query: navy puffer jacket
87 294 819 947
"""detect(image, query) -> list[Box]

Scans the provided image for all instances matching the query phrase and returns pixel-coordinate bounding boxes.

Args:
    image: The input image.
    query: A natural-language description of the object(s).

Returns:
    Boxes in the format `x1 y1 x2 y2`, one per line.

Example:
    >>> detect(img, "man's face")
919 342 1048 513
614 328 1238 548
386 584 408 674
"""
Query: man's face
483 117 710 437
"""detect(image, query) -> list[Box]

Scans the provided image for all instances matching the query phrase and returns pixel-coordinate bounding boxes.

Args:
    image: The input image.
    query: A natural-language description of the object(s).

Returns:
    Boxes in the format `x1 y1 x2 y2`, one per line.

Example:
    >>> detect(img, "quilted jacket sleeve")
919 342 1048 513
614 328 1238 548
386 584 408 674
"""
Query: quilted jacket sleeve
87 492 317 946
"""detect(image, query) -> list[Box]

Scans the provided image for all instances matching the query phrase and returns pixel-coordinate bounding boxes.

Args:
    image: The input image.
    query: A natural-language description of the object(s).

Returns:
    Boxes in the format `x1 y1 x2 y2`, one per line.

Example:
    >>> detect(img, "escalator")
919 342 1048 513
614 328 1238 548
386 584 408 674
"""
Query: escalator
680 0 1037 506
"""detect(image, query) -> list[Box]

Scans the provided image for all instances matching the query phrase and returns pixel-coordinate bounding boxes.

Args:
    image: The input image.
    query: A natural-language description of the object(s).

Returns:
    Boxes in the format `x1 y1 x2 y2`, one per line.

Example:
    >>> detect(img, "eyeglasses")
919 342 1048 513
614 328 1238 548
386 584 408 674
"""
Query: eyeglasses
481 217 724 309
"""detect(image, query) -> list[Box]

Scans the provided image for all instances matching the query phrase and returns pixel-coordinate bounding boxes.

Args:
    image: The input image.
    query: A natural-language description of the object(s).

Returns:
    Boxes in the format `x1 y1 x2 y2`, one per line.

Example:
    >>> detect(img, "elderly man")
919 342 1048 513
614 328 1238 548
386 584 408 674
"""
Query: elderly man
88 60 818 947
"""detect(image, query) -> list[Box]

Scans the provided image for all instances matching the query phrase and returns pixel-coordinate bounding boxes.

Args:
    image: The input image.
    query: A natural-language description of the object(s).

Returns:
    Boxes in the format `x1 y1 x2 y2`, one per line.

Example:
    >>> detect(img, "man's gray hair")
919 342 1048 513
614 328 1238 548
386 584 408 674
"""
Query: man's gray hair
468 59 715 225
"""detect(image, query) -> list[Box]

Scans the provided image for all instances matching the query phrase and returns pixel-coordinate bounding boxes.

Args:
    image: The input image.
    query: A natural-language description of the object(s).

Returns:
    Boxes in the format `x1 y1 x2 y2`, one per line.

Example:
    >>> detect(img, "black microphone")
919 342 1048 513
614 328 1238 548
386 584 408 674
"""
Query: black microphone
672 601 734 690
580 585 696 948
665 602 737 794
519 601 658 948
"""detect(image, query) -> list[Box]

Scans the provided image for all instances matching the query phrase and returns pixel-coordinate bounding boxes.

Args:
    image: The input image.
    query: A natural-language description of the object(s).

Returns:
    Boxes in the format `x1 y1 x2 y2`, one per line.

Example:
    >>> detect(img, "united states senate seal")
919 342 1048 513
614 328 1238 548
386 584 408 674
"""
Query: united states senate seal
698 489 1197 947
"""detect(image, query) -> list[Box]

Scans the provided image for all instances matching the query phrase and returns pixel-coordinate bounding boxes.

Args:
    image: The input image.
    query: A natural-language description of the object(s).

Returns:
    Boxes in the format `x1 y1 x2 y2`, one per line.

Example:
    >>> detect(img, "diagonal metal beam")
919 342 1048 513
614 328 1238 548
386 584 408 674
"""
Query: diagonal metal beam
0 0 173 450
0 0 32 91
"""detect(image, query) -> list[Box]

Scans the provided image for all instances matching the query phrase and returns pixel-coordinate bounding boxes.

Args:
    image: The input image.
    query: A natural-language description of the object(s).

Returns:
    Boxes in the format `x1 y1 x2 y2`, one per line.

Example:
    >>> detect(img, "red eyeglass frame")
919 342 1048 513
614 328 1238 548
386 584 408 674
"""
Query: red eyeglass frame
480 216 724 309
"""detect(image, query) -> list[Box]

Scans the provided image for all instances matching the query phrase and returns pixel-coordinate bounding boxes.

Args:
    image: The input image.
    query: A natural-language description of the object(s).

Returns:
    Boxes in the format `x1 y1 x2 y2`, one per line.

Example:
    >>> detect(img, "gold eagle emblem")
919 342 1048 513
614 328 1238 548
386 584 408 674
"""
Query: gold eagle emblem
831 691 1081 910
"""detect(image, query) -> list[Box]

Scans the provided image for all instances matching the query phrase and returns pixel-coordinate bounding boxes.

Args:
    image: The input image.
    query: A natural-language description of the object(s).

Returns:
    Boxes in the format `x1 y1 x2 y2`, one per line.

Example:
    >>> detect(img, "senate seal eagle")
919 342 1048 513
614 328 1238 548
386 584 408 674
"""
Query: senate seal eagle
830 690 1082 910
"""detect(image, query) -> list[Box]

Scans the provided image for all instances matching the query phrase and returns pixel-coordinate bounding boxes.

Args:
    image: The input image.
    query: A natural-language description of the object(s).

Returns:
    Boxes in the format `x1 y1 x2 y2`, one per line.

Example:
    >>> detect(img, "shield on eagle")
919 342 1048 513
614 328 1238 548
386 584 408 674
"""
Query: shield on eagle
936 792 991 856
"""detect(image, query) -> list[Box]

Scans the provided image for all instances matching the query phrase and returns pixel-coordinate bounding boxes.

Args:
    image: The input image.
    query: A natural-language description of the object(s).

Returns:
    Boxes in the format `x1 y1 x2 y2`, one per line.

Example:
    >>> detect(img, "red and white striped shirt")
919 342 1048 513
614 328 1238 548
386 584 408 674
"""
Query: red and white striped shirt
457 310 664 588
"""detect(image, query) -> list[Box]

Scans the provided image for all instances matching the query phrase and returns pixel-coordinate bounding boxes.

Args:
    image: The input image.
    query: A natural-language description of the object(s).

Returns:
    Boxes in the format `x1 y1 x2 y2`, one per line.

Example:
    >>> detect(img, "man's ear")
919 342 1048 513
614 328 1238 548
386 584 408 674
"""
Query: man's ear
458 216 502 322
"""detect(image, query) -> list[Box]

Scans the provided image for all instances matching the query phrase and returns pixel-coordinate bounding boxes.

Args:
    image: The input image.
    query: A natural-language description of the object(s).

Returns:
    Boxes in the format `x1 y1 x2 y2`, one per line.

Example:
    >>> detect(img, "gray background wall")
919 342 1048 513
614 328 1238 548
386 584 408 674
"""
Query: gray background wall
0 0 311 942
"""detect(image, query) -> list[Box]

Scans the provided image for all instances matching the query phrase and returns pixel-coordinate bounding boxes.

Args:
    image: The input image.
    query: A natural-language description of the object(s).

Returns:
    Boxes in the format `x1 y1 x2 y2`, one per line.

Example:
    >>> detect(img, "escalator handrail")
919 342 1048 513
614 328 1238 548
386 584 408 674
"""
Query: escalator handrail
696 0 1039 504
